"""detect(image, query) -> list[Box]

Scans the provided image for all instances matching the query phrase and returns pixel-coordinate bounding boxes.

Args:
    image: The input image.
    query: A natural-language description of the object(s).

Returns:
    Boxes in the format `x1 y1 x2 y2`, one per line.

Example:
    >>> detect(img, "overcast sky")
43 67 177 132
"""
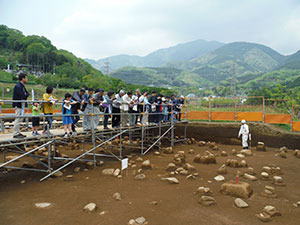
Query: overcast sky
1 0 300 59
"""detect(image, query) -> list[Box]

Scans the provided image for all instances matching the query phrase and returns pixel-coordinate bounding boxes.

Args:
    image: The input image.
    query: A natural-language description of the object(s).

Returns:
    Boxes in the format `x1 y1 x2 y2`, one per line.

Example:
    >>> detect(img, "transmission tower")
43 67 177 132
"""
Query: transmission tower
104 59 109 75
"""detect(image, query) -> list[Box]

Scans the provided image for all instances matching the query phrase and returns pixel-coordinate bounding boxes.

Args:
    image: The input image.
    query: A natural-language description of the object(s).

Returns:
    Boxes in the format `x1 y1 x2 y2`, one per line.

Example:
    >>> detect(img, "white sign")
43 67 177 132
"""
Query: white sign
121 158 128 170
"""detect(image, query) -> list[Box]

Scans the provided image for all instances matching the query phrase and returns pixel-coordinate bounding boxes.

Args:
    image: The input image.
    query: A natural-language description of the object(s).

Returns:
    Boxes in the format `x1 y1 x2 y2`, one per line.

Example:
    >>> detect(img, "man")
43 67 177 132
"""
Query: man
138 91 147 123
12 73 29 138
238 120 251 149
82 88 95 131
121 91 132 127
149 91 157 124
71 88 85 134
93 89 104 129
112 90 125 128
177 95 185 121
135 89 141 124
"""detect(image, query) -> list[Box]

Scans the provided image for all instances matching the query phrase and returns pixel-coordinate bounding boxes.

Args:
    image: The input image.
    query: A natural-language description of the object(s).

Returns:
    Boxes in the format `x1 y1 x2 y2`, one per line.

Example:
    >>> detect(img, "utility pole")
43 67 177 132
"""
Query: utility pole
231 63 236 97
104 59 109 75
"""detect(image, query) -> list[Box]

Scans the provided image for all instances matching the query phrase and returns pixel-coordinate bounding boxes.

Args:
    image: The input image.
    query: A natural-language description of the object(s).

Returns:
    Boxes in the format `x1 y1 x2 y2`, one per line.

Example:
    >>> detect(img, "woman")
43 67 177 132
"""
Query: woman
103 90 114 129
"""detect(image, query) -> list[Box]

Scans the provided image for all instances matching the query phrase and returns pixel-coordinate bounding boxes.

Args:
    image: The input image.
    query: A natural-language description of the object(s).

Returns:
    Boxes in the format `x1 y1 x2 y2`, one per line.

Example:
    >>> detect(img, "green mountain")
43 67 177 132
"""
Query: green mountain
85 39 224 72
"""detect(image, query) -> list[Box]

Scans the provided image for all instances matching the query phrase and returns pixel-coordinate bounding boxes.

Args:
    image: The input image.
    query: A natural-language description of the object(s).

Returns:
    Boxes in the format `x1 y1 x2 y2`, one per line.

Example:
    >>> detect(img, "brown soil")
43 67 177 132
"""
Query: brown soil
1 142 300 225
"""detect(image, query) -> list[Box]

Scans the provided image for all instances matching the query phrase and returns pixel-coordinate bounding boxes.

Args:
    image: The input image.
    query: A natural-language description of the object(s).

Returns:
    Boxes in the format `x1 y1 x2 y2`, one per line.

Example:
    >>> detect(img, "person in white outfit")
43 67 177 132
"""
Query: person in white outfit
238 119 251 149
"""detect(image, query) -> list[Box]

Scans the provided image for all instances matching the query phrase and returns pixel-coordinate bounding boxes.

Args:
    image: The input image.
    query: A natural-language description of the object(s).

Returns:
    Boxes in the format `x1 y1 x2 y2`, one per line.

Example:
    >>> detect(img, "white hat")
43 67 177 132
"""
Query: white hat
180 95 184 98
241 119 246 123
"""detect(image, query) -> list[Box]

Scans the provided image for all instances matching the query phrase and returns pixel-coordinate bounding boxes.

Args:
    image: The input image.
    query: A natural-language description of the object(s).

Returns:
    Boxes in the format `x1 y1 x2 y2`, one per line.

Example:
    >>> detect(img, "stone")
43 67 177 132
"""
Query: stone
262 166 272 174
261 186 277 198
166 163 177 172
179 169 188 175
263 205 281 217
198 141 206 146
188 149 195 154
186 138 192 144
74 167 80 173
113 169 120 177
162 147 173 154
232 149 237 155
6 155 19 161
208 142 217 149
102 168 115 176
256 142 266 151
226 159 239 168
135 216 147 225
113 192 121 201
86 161 94 167
150 201 158 205
141 160 152 169
236 154 245 158
243 173 257 181
261 172 269 179
279 151 287 158
245 167 256 175
35 202 52 209
212 146 219 151
234 198 249 208
136 157 143 162
154 151 160 155
198 196 216 206
53 171 63 177
239 160 247 168
195 187 212 196
22 161 34 168
63 175 74 181
280 146 288 152
184 163 196 172
186 174 196 180
83 203 97 212
214 175 225 182
256 212 272 222
273 176 284 185
20 180 26 184
220 181 253 198
194 154 216 164
99 210 108 215
83 168 89 172
161 177 179 184
240 149 253 156
221 151 228 157
135 174 146 180
217 164 228 175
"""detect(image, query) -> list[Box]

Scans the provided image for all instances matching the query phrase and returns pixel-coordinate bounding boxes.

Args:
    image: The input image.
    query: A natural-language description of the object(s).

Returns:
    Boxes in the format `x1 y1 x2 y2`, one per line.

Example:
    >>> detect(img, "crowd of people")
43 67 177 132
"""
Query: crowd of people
12 73 185 138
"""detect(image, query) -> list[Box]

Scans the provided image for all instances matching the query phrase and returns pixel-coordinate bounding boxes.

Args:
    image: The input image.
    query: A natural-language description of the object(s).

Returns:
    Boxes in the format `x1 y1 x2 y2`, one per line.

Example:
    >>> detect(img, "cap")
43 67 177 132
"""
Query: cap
241 119 246 123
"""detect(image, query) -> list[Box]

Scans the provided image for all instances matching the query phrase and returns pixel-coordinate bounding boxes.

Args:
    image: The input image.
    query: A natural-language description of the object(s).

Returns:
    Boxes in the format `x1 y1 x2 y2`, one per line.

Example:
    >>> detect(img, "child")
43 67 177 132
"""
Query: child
32 101 40 136
62 93 76 137
42 86 58 135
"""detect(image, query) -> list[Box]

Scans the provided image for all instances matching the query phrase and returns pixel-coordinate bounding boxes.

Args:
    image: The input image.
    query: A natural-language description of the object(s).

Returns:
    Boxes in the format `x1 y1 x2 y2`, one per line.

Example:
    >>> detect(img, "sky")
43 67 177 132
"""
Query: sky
1 0 300 59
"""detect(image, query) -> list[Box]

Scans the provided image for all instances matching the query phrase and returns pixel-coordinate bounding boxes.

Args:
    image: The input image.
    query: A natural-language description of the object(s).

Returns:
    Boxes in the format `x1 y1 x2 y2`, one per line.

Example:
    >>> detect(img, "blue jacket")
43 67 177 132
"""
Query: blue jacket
12 82 29 108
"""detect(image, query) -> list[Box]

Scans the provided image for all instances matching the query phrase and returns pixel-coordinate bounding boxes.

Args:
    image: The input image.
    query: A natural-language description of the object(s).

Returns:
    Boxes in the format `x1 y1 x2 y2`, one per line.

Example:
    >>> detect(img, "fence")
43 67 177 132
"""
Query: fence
186 96 300 132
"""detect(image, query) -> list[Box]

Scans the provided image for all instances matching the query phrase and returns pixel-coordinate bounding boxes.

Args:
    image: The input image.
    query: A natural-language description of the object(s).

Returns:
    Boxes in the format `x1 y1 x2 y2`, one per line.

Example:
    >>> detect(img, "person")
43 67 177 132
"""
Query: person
141 92 151 125
103 90 114 129
93 89 104 129
71 88 85 134
178 95 185 121
31 101 40 136
12 73 29 138
42 86 58 135
129 93 138 126
149 91 157 124
138 91 147 123
121 91 132 127
62 93 76 137
135 89 141 124
238 120 251 149
112 90 125 128
162 97 169 122
82 88 95 131
156 94 163 123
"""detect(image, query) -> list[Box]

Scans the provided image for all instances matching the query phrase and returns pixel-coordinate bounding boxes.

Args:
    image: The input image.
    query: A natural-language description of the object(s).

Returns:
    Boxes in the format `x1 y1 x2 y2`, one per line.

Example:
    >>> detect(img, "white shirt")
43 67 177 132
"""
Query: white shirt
121 94 131 111
239 124 249 136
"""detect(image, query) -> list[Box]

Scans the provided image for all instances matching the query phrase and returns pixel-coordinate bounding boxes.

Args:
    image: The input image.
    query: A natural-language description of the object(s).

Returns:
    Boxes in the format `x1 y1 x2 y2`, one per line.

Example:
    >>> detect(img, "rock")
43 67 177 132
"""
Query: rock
234 198 249 208
188 149 195 154
141 160 152 169
232 149 237 155
217 164 228 175
240 149 253 156
262 166 272 173
261 186 277 198
279 151 287 158
135 216 147 225
154 151 160 155
136 157 143 162
20 180 26 184
83 168 89 172
6 155 19 161
113 169 120 177
198 141 206 146
280 146 288 152
63 175 74 181
135 174 146 180
261 172 269 179
220 181 253 198
198 196 216 206
236 153 245 158
86 161 94 167
194 154 216 164
243 173 257 181
74 167 80 173
256 142 266 151
184 163 196 172
214 175 225 182
161 177 179 184
195 186 212 196
83 203 97 212
166 163 177 172
113 192 121 201
179 169 188 175
212 146 219 151
273 176 284 186
245 167 256 175
208 142 217 149
173 154 186 166
256 212 272 222
35 202 52 209
99 210 108 215
263 205 281 217
22 161 34 168
53 171 63 177
150 201 158 205
186 174 196 180
162 147 173 154
226 159 240 168
221 151 228 157
102 168 115 176
239 160 247 168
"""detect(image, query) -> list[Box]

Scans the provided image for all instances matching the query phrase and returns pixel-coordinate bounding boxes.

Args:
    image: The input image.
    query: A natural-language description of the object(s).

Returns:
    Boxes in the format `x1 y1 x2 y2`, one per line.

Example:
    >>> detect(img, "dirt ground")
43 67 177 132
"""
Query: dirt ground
1 141 300 225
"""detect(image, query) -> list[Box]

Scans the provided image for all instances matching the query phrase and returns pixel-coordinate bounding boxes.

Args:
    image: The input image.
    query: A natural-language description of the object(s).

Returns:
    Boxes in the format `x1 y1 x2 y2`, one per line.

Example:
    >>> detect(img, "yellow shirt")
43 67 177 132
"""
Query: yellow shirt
42 93 57 114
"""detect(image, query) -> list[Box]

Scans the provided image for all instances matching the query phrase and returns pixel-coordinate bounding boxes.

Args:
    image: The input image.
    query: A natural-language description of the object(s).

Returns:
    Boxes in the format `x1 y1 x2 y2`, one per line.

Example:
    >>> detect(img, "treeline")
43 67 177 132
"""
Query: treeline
0 25 174 95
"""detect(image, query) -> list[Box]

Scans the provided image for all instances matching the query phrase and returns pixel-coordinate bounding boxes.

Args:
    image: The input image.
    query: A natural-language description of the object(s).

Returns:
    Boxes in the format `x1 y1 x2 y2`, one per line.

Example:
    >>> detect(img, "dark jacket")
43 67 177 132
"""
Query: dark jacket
72 91 84 110
12 82 29 108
